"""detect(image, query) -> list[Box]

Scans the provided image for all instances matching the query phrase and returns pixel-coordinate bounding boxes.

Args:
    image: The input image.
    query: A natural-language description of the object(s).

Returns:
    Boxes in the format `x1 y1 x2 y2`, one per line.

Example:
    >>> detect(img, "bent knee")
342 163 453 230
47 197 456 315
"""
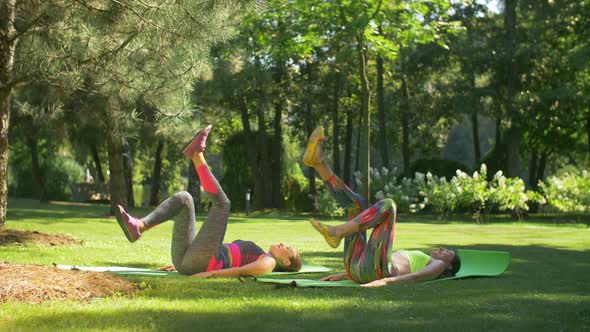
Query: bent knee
174 191 194 207
379 198 396 209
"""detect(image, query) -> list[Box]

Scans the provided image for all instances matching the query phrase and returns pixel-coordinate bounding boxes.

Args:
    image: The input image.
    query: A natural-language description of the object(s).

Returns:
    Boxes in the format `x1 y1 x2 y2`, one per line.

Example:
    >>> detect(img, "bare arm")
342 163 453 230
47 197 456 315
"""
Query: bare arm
361 259 447 287
320 272 350 281
154 265 175 271
193 255 277 278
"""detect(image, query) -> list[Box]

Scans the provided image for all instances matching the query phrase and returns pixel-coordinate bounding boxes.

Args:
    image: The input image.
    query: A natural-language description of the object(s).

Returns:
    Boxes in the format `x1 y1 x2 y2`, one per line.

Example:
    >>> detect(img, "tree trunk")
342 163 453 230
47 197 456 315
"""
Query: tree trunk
272 99 283 208
0 0 17 230
468 71 481 167
305 62 316 206
357 33 371 203
122 138 134 208
272 63 286 208
504 0 521 177
256 108 273 208
376 27 389 168
187 159 200 212
587 109 590 158
240 95 264 210
506 127 521 177
149 140 164 206
106 101 127 215
471 108 481 167
0 90 10 230
494 116 502 148
331 71 342 176
401 76 411 177
537 152 547 183
90 145 105 183
355 110 362 187
343 91 353 185
27 134 47 202
528 149 538 189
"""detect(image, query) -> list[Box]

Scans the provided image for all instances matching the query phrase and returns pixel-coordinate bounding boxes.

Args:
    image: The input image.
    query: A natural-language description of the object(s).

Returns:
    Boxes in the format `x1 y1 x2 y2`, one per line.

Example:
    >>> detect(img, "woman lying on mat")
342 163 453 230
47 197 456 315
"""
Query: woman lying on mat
304 127 460 288
115 125 301 278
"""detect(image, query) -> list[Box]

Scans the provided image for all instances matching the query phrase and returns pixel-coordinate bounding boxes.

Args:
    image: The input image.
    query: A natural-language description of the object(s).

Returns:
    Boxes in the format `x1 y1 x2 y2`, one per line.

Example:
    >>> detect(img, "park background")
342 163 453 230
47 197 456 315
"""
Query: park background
0 0 589 331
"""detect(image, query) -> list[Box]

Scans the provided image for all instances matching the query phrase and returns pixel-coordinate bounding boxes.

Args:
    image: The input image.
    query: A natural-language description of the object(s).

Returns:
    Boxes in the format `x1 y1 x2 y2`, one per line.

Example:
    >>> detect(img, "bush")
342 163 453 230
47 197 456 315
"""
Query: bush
409 158 470 180
370 167 421 213
316 186 346 217
44 157 85 200
282 172 319 212
488 171 529 220
539 170 590 212
412 172 458 217
409 164 531 221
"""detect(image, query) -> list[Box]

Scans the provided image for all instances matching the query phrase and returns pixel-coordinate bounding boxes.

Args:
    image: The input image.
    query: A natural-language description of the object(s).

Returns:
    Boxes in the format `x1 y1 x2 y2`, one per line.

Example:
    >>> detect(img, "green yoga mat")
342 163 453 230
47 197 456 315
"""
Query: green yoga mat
56 263 331 277
256 249 511 288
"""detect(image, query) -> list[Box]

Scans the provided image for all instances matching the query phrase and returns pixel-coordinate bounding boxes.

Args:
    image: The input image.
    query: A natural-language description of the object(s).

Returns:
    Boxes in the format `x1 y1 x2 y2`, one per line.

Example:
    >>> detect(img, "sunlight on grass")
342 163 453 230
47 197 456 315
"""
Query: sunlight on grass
2 202 589 331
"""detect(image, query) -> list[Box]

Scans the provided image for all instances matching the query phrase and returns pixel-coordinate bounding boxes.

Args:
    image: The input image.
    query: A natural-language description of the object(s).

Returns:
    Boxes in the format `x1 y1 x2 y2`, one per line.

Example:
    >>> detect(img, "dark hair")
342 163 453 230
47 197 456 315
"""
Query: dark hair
273 250 302 272
437 253 461 279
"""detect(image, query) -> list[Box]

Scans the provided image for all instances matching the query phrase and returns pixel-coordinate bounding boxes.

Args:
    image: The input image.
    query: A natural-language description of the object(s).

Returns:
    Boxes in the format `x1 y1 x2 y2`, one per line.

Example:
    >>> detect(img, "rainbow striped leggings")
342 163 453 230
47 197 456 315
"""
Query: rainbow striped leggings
324 175 397 283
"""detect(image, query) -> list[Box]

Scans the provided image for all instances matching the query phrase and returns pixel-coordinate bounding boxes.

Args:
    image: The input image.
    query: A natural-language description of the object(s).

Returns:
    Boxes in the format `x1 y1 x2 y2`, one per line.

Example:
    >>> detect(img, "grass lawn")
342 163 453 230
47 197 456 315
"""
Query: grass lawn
1 200 589 331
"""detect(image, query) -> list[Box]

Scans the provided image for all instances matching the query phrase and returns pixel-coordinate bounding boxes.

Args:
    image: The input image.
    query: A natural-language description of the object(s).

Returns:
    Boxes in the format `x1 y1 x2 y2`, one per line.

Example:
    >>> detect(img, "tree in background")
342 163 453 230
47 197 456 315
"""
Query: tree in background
0 0 253 229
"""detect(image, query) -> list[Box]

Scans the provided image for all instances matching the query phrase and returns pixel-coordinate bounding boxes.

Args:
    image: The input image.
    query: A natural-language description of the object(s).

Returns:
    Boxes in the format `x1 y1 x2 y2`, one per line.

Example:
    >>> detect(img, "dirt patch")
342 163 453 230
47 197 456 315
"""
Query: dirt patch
0 263 138 303
0 229 83 246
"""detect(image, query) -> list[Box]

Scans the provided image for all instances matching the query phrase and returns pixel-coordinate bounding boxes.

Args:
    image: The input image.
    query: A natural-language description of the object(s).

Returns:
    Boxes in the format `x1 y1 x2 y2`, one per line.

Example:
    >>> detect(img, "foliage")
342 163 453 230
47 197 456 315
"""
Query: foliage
369 167 421 213
8 148 84 201
421 165 531 221
539 170 590 213
409 158 470 181
281 171 307 212
412 172 459 218
316 185 345 218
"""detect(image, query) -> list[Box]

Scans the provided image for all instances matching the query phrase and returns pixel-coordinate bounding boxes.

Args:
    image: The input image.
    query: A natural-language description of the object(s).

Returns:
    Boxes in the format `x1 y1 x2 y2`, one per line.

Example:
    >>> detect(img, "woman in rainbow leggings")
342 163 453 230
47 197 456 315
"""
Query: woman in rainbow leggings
304 127 460 287
115 125 301 278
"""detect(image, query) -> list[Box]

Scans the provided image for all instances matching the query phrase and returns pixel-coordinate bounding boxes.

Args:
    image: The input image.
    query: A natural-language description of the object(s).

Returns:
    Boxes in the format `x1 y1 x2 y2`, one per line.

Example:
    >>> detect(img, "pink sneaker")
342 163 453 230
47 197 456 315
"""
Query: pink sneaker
183 124 213 158
115 205 142 243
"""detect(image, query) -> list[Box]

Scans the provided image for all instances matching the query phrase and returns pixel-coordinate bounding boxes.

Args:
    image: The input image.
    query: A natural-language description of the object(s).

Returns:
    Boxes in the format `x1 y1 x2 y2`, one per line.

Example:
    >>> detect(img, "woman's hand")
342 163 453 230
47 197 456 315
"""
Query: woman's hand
360 278 389 288
192 271 214 278
154 265 175 271
320 273 349 281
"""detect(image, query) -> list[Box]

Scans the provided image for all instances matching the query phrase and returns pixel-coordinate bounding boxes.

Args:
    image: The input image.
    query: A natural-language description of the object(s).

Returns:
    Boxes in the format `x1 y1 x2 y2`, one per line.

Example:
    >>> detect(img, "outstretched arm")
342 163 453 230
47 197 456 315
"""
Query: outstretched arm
360 259 447 288
320 272 350 281
192 255 277 278
154 265 176 271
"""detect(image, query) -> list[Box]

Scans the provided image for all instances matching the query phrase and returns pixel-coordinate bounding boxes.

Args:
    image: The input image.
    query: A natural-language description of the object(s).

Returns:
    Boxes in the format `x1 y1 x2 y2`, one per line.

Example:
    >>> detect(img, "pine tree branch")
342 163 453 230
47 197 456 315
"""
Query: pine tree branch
0 77 30 93
109 0 163 31
80 29 142 65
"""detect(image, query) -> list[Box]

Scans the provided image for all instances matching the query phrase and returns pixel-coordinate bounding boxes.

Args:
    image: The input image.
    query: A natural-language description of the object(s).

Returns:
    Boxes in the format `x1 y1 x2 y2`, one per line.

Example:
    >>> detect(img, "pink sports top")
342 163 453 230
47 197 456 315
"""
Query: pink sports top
206 240 267 271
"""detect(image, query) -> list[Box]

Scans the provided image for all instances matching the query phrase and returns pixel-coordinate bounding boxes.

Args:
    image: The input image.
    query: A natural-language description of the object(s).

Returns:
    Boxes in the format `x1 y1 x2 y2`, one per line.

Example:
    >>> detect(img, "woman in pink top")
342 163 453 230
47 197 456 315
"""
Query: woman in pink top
115 125 301 278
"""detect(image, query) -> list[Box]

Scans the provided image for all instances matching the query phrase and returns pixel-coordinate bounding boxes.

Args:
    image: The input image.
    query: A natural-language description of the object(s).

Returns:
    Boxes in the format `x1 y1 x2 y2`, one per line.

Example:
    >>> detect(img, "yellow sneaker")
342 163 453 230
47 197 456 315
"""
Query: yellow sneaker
303 126 325 167
309 219 341 248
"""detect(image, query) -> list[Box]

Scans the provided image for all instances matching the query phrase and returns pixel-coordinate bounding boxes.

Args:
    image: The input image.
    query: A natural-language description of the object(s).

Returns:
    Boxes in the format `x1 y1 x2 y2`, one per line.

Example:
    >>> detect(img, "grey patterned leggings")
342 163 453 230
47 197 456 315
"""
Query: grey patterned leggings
141 165 230 275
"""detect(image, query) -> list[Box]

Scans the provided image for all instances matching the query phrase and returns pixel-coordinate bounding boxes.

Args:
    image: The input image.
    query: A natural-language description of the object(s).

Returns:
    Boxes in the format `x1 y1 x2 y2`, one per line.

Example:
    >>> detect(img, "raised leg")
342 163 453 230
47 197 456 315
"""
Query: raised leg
344 199 397 283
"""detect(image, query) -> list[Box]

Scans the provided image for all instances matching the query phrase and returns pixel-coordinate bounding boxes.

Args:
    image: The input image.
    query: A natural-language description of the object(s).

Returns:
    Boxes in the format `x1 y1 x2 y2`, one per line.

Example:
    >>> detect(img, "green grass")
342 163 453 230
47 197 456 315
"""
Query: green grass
1 200 590 331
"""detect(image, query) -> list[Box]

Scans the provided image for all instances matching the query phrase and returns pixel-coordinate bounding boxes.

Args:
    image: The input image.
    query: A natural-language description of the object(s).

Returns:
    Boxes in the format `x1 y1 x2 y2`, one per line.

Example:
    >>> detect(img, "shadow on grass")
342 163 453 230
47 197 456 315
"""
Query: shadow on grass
3 242 590 330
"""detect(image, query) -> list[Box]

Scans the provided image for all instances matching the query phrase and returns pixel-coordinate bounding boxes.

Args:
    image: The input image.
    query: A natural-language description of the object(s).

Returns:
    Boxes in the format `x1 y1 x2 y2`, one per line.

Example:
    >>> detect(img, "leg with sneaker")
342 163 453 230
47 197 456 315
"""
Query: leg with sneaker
115 125 232 275
305 126 398 283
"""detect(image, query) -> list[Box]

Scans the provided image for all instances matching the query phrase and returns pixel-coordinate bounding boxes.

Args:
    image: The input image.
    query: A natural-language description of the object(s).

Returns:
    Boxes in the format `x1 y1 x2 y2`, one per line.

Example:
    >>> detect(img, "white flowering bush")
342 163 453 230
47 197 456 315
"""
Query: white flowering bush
410 164 531 221
539 170 590 212
353 163 590 221
488 171 530 220
452 165 491 220
369 167 421 213
411 172 458 217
